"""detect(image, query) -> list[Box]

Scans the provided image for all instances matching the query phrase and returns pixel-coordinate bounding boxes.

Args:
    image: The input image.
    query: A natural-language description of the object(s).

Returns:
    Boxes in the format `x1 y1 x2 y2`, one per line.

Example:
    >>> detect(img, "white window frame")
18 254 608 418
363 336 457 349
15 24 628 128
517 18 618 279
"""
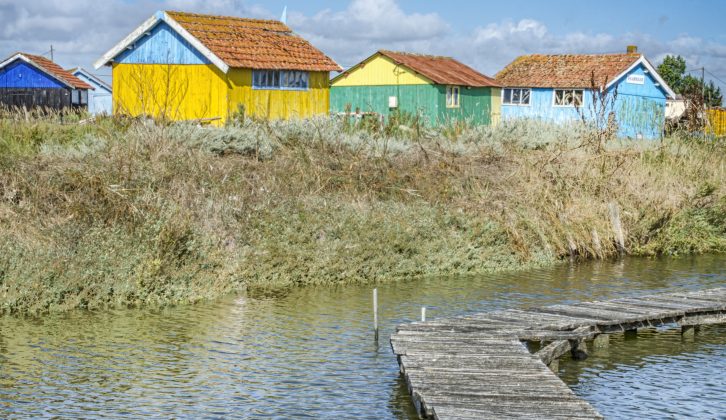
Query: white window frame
502 88 531 106
446 86 460 108
552 89 584 107
252 70 310 91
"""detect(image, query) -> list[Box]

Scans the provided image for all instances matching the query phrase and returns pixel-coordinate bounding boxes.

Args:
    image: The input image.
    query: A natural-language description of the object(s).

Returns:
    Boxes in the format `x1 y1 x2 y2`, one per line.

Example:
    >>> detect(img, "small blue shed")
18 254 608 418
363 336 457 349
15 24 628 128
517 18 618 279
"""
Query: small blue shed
0 52 93 111
496 47 676 139
69 67 113 115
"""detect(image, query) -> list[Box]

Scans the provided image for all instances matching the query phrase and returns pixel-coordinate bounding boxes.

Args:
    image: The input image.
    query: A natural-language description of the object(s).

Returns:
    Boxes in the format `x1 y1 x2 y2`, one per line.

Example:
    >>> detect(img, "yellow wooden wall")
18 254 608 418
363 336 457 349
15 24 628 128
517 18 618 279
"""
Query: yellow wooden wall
331 54 431 87
113 63 228 123
226 70 330 120
490 87 502 126
113 64 330 123
707 109 726 136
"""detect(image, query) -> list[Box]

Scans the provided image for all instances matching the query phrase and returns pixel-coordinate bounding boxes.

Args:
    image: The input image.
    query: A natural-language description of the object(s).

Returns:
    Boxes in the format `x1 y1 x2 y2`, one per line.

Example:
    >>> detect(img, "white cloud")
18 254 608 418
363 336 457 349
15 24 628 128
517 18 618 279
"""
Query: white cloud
291 0 448 42
288 0 449 68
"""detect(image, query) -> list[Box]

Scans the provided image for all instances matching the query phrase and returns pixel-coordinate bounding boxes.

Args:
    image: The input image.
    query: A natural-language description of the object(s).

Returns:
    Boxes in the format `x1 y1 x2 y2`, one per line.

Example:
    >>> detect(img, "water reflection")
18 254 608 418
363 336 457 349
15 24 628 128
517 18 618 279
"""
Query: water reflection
560 325 726 419
0 255 724 418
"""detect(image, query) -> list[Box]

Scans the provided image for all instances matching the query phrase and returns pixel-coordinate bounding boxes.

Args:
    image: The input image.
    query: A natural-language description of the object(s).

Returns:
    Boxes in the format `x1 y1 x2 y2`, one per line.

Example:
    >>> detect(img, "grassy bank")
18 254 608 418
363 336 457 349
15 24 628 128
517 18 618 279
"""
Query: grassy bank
1 113 724 315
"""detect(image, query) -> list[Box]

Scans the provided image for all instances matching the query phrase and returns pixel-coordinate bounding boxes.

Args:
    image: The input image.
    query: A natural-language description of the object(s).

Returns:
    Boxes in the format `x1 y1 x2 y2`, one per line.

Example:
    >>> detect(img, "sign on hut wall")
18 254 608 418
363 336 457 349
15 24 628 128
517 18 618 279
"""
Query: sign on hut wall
626 74 645 85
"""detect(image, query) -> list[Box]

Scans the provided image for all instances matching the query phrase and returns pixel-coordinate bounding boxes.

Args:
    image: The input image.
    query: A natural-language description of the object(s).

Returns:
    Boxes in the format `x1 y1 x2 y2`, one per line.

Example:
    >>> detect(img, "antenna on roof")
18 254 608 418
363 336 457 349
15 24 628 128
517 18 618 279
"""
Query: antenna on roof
280 6 287 24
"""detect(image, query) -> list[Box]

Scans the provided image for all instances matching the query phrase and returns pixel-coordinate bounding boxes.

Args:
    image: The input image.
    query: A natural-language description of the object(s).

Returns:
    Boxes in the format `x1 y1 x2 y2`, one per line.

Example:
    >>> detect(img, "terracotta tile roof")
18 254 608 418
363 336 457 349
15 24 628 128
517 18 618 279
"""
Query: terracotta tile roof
18 53 94 90
166 11 341 72
495 53 641 88
379 50 500 87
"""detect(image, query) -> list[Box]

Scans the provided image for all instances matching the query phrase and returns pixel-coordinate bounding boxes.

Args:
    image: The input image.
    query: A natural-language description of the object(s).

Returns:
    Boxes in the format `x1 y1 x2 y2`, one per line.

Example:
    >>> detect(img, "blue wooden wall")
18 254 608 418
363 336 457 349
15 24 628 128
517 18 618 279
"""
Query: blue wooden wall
611 64 666 139
115 21 210 65
0 60 64 88
501 62 668 139
73 71 113 115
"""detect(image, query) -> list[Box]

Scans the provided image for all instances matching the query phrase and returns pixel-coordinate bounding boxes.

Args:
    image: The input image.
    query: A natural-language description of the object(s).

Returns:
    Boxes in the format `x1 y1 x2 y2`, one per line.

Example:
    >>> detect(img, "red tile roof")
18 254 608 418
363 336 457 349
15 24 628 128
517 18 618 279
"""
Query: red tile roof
378 50 500 87
166 11 341 72
495 54 641 88
19 53 94 90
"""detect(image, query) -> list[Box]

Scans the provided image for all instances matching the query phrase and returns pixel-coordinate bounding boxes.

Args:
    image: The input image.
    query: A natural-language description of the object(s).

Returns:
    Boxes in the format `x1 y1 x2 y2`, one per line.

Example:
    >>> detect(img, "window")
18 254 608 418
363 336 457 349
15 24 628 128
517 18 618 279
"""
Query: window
446 86 460 108
502 88 530 105
80 90 88 105
71 89 80 104
553 89 583 107
253 70 309 90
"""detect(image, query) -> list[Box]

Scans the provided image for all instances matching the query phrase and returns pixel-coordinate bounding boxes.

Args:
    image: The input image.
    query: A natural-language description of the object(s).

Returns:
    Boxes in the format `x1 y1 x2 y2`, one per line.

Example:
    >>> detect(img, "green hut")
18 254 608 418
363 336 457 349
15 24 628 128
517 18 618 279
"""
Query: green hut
330 50 501 126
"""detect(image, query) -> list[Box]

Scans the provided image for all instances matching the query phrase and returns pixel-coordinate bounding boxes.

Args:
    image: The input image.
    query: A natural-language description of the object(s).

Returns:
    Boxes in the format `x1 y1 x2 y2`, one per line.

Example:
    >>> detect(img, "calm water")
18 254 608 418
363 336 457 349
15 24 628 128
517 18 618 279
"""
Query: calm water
1 255 724 419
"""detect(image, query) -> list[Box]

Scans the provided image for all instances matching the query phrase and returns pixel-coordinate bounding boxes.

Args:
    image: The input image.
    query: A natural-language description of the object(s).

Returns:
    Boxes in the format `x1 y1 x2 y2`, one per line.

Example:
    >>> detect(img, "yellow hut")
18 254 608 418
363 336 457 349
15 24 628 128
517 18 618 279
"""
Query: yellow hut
94 11 341 124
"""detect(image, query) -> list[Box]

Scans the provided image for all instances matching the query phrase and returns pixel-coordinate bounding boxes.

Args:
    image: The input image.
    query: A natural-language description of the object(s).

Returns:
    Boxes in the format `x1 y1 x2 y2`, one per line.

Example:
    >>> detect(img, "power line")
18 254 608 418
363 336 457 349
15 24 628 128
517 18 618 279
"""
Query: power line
705 69 726 87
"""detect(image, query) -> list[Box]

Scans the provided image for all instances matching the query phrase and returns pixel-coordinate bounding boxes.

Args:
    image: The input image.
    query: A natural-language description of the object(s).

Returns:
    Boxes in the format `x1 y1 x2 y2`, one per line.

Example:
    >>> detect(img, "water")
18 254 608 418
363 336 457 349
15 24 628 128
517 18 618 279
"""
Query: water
0 255 724 419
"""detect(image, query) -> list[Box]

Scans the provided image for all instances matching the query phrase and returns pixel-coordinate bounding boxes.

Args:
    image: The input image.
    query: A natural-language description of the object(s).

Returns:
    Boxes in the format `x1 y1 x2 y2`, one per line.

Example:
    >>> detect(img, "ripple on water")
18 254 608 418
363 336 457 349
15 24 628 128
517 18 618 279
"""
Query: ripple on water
559 325 726 419
0 255 725 418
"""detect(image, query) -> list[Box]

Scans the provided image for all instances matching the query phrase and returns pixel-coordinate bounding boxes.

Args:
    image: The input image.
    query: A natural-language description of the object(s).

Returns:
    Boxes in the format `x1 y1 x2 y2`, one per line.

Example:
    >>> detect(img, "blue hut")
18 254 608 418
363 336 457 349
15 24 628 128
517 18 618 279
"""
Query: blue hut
68 67 112 115
0 52 93 111
496 47 676 139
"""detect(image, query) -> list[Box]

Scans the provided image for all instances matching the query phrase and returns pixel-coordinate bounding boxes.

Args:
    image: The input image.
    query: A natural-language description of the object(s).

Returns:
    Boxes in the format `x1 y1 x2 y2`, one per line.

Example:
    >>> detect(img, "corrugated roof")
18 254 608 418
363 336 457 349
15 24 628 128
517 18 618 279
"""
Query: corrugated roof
495 53 641 88
378 50 500 87
2 53 94 90
166 11 341 72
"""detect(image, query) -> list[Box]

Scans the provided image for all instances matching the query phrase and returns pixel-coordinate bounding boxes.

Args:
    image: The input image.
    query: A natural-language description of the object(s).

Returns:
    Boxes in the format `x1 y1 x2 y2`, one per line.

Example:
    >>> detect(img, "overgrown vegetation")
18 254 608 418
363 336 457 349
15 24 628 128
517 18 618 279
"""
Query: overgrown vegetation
1 112 724 315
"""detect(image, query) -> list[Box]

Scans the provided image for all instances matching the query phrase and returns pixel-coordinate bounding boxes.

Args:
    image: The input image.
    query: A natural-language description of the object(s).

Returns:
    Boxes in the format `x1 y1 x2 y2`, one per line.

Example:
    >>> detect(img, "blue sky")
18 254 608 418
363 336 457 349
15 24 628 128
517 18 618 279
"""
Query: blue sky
2 0 725 94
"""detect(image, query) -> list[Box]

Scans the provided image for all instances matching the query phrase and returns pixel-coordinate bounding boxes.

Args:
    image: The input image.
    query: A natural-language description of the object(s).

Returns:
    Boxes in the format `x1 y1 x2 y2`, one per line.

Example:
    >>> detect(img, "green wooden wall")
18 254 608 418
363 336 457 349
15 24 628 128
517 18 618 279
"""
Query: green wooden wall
330 85 497 126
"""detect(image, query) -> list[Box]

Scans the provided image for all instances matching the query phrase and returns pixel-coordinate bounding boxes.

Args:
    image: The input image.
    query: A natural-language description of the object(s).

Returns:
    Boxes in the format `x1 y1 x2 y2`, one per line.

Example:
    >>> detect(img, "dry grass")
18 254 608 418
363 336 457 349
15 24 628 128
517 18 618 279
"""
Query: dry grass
0 114 724 315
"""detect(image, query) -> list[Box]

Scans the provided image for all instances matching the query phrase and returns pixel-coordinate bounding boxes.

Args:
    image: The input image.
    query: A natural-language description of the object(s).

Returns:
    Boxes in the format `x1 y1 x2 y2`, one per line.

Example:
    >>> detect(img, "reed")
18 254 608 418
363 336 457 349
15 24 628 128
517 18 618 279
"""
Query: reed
0 113 723 315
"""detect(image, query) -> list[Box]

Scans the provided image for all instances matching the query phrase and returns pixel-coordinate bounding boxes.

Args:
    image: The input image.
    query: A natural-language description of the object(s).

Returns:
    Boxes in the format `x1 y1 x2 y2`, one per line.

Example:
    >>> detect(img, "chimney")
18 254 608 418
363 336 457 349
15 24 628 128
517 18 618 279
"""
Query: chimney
627 45 638 54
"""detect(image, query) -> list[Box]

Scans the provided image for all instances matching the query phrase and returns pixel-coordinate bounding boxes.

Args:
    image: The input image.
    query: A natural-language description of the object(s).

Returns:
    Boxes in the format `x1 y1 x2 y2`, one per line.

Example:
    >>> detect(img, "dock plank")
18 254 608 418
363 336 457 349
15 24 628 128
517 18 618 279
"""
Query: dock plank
391 287 726 419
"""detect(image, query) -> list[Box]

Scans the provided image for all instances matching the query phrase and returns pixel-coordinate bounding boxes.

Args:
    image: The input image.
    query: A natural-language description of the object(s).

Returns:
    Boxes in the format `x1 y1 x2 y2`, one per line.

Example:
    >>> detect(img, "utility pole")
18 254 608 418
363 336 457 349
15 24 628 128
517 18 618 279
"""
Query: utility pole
701 67 706 134
50 45 54 61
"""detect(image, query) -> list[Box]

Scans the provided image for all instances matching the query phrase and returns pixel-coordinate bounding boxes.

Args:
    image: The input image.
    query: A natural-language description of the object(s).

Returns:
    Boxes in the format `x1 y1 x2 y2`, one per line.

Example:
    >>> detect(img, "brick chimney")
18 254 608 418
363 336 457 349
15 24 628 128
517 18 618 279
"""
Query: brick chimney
627 45 638 54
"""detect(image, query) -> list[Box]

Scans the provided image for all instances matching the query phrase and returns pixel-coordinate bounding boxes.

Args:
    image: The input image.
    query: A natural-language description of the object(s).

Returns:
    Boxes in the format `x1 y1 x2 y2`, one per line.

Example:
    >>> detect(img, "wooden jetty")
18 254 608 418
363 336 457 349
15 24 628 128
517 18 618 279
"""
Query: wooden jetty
391 287 726 419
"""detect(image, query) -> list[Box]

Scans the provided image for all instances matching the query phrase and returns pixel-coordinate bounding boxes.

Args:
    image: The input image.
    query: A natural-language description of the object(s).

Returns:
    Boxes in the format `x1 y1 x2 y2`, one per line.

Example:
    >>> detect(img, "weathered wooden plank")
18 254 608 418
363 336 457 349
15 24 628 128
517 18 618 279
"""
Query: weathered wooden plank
432 405 603 420
527 305 634 324
392 287 725 420
573 301 664 316
561 302 664 322
637 296 725 312
610 297 695 312
535 340 572 365
664 293 726 309
515 329 596 341
679 312 726 326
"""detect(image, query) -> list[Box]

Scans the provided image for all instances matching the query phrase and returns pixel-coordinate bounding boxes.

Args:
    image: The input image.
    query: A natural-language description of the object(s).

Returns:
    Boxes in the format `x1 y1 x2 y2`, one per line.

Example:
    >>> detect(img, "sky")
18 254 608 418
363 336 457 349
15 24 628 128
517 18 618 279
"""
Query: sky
1 0 725 94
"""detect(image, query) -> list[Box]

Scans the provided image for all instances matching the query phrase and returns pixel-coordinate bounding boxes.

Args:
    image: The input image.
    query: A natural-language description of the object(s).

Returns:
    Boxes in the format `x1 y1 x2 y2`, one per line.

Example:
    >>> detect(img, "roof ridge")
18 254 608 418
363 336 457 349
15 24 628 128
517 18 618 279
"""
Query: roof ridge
379 49 454 60
522 52 641 57
165 10 288 26
8 52 94 90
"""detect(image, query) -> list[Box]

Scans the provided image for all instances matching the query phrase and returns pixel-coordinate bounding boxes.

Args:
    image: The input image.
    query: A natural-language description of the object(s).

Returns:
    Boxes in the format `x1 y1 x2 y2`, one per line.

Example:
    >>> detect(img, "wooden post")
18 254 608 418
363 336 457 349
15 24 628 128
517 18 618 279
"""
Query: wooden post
591 228 602 258
570 340 588 360
373 288 378 340
421 307 426 322
608 202 626 254
567 234 577 259
593 334 609 349
681 325 695 338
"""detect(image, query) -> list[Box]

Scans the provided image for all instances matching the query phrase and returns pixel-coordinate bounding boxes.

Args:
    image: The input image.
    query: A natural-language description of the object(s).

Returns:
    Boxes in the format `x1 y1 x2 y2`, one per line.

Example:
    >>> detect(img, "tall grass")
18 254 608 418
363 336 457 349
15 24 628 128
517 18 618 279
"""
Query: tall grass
0 114 724 315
